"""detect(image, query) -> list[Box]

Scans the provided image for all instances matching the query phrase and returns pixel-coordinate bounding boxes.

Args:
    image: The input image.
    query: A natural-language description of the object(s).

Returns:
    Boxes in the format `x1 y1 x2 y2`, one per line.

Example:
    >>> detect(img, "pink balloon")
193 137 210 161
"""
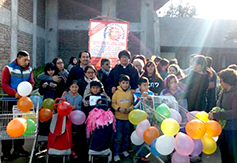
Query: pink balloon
170 109 182 124
186 111 198 122
69 110 86 125
175 132 194 156
172 151 190 163
136 119 151 139
190 139 203 156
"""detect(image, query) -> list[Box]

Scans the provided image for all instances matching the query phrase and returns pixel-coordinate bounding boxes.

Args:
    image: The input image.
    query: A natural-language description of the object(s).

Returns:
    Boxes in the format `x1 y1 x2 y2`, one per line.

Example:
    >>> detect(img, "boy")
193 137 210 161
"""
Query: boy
112 75 133 162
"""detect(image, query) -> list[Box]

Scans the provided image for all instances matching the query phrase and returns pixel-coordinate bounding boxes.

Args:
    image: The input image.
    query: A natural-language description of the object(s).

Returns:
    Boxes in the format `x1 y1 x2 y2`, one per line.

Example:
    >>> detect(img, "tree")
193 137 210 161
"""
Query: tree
160 0 197 18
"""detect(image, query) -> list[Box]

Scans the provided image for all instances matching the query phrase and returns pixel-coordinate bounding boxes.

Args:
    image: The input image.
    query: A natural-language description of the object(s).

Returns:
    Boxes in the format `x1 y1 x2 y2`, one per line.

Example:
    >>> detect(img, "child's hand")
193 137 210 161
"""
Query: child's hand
125 108 131 114
141 92 148 97
52 75 61 83
111 87 116 94
42 82 48 88
147 95 152 100
84 100 89 107
50 82 57 88
119 108 126 113
62 91 67 96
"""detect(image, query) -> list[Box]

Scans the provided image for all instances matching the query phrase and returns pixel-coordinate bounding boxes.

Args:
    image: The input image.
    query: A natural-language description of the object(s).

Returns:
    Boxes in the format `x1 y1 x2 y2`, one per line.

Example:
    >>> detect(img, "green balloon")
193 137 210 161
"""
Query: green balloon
42 98 54 110
23 119 36 136
155 103 171 122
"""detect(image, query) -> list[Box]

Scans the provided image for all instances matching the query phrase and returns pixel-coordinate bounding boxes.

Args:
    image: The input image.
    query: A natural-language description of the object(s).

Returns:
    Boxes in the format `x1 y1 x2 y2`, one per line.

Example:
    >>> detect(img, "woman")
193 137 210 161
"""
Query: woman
142 61 164 95
132 58 144 76
67 57 78 72
209 68 237 163
168 64 186 80
181 55 211 111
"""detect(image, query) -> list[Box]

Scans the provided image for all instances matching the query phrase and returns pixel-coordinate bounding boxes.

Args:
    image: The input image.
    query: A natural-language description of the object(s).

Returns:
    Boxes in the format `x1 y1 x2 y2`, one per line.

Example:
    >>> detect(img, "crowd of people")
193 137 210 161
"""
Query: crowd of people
1 50 237 163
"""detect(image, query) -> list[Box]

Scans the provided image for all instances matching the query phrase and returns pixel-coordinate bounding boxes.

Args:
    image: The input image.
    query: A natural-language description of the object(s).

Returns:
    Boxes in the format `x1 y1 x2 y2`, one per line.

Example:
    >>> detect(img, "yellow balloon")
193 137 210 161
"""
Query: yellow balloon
161 118 180 136
201 135 217 155
128 109 148 125
195 111 208 122
22 111 37 123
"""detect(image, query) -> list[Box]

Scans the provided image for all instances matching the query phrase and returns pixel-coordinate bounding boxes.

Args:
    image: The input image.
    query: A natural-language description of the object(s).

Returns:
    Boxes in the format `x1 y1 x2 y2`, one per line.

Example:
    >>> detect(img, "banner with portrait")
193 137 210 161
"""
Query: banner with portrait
88 19 129 68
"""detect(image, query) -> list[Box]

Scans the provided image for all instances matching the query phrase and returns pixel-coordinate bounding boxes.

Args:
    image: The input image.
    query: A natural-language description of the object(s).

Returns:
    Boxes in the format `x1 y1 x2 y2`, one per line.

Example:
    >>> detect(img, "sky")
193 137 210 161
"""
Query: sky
157 0 237 20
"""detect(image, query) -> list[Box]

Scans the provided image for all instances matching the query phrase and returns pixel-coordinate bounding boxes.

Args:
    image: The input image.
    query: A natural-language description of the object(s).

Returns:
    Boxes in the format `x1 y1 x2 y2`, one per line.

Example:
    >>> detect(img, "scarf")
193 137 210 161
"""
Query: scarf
101 67 110 76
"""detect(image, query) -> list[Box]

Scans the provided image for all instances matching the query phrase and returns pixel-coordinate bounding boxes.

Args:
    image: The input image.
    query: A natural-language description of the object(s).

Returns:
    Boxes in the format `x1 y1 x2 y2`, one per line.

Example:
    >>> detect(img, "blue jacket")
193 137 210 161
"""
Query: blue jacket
133 88 154 108
62 91 82 110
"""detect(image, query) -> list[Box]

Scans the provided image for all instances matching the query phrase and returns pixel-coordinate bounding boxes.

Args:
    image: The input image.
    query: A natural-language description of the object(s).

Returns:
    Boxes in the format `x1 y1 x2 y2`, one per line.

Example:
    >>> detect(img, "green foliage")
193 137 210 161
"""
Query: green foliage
32 65 45 90
163 1 197 18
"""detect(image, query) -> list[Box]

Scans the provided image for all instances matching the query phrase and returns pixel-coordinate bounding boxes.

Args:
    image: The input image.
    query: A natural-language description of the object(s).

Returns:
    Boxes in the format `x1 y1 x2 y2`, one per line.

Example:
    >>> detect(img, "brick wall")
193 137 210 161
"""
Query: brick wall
37 37 45 67
58 0 102 20
37 0 45 28
128 32 141 55
18 0 33 22
116 0 141 22
0 24 11 74
58 30 88 64
0 0 11 10
18 31 33 63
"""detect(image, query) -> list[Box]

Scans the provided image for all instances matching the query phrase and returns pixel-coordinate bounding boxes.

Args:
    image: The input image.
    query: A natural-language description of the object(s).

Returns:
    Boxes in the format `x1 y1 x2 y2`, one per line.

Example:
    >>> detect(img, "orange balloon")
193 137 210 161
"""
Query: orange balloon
39 108 53 122
205 120 222 137
186 120 206 139
17 97 33 112
7 118 27 138
143 126 160 145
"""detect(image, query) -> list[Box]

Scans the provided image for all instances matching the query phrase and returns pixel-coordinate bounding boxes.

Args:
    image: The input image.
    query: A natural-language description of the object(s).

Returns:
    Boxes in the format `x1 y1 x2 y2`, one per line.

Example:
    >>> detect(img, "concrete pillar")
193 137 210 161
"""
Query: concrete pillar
140 0 155 58
102 0 116 17
45 0 58 63
32 0 37 68
153 12 160 56
10 0 18 61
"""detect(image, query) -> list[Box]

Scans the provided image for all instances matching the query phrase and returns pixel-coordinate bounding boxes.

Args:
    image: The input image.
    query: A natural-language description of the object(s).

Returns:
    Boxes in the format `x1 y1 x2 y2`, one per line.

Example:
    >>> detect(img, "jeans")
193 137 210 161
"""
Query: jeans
114 119 130 156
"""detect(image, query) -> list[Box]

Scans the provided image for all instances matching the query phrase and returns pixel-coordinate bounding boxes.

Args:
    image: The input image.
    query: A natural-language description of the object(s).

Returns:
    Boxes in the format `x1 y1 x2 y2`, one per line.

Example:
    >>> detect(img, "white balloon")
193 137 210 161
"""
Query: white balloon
17 81 32 97
155 135 175 155
131 131 144 145
212 136 219 142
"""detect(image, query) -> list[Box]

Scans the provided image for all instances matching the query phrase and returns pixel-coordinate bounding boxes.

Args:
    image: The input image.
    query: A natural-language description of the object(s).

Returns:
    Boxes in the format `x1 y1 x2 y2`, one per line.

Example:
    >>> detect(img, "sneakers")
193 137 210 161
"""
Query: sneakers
122 151 130 158
13 148 29 157
114 155 121 162
1 152 12 161
71 150 78 159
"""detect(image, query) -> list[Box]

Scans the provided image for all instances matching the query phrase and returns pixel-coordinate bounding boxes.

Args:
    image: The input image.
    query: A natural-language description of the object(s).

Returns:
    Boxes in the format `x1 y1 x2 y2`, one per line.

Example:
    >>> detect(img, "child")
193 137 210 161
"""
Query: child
112 74 133 162
62 80 83 159
83 80 110 115
39 62 57 99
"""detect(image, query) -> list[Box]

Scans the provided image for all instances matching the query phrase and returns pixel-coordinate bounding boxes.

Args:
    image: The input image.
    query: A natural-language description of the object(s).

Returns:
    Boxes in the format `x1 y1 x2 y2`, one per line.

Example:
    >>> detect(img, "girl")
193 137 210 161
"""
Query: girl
142 61 165 95
168 64 186 80
157 58 169 79
67 57 78 72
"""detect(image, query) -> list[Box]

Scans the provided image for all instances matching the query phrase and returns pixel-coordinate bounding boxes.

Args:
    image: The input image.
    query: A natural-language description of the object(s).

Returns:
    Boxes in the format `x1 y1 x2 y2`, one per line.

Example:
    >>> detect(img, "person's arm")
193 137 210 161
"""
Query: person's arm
76 95 82 110
29 71 35 88
37 72 53 81
1 66 17 96
131 67 139 90
111 91 120 111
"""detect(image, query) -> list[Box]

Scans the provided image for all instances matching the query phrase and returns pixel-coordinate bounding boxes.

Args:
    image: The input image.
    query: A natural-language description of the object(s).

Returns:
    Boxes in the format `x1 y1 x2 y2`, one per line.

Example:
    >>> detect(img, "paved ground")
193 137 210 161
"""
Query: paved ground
1 139 222 163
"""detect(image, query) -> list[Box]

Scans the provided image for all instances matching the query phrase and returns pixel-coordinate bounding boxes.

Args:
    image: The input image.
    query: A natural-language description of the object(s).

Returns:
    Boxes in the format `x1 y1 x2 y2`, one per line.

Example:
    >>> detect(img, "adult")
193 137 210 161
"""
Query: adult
132 58 145 76
107 50 139 96
142 61 165 95
181 55 211 111
208 68 237 163
157 58 169 79
1 51 34 160
67 56 78 72
183 54 197 75
97 58 111 91
67 51 91 86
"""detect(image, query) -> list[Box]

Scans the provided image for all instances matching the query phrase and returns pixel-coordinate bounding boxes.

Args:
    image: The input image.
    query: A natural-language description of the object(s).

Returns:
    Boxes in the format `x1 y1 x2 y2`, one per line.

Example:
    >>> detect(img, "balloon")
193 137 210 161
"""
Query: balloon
131 131 144 146
128 109 148 125
150 138 162 157
186 120 206 139
17 96 33 112
17 81 32 97
57 101 72 116
211 107 226 128
170 109 182 124
195 111 208 122
143 126 160 145
136 119 151 139
43 98 55 110
22 119 36 136
30 95 43 107
171 151 190 163
39 108 53 122
69 110 86 125
186 111 198 122
205 120 222 137
155 103 170 122
212 136 219 142
201 135 217 155
190 139 203 156
22 111 37 122
151 55 156 61
155 135 175 155
7 118 27 138
161 118 180 136
174 132 194 156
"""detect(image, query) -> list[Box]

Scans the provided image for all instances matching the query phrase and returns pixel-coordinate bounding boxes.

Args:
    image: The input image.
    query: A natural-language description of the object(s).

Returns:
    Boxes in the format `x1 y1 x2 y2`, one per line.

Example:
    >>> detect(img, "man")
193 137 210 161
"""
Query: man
97 58 111 91
1 51 34 160
107 50 139 96
67 51 91 86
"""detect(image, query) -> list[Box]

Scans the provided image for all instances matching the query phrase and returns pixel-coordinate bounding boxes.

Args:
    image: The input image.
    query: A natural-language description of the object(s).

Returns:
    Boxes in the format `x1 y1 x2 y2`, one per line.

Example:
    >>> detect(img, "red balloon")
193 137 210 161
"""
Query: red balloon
57 101 72 116
39 108 52 122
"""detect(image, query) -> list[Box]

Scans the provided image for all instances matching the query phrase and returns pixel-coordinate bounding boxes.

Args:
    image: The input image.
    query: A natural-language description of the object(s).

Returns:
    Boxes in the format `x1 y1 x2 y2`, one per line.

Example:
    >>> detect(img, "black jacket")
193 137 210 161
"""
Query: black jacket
97 69 109 92
67 64 84 87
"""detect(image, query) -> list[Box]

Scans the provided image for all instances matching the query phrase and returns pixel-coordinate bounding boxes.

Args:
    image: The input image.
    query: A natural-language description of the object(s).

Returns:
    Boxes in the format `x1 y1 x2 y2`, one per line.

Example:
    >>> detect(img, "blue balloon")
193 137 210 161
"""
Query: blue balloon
30 95 43 108
150 138 162 157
